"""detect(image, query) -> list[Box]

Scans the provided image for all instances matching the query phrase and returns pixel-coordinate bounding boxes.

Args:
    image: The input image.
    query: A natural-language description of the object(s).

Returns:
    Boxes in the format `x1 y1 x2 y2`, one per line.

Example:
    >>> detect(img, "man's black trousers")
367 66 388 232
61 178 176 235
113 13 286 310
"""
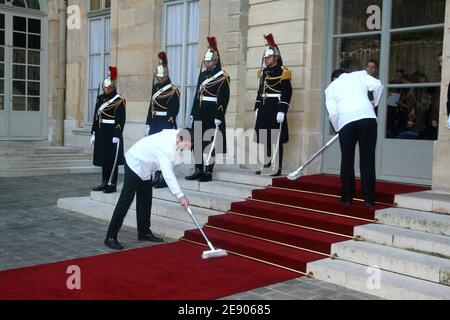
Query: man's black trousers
106 161 152 239
339 118 377 203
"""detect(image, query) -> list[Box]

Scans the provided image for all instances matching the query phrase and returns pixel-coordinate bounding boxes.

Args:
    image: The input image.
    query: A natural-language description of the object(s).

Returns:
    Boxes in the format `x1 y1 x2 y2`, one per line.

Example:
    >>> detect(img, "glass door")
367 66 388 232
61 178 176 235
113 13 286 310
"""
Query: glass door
322 0 445 185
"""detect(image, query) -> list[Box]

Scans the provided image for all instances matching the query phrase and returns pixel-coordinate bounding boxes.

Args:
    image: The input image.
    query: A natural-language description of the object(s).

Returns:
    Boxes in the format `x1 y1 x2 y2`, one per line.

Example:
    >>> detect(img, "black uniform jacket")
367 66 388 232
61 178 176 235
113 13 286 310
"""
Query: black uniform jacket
191 65 230 153
254 64 292 144
146 79 180 135
91 90 126 167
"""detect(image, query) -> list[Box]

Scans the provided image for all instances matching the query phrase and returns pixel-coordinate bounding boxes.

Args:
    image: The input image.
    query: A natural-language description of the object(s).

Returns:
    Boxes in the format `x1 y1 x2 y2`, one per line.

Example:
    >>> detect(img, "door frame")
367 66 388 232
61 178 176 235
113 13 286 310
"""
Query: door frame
0 3 48 141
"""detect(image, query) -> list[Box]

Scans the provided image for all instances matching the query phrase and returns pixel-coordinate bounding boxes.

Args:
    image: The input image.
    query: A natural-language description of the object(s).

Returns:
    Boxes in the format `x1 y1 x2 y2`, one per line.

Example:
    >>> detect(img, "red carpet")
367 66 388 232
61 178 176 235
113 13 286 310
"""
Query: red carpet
0 174 429 299
0 241 298 300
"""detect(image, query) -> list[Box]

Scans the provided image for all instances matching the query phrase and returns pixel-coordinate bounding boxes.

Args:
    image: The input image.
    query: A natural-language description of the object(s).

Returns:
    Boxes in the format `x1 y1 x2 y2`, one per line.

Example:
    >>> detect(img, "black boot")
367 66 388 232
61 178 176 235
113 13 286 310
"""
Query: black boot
154 175 168 188
104 237 123 250
92 181 107 191
270 168 282 177
103 184 117 193
152 171 162 187
185 165 204 181
199 164 214 182
255 164 271 175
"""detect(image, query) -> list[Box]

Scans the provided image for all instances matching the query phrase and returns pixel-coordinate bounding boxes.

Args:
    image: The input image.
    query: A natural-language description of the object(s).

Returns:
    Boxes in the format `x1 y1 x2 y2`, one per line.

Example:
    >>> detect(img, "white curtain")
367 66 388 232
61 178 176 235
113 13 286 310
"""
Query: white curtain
88 16 110 122
165 0 200 127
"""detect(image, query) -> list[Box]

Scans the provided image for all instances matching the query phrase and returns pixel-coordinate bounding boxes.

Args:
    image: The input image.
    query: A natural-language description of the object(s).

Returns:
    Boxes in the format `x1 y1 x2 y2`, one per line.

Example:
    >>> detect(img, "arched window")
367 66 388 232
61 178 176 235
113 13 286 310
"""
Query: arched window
0 0 41 10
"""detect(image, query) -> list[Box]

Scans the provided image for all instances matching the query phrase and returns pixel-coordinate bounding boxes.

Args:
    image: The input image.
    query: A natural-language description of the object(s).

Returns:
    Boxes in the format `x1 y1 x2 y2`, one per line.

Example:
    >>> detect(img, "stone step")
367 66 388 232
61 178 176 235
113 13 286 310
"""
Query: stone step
90 190 222 226
0 166 101 177
26 153 92 161
176 178 259 199
376 207 450 237
0 159 93 169
395 191 450 215
57 196 196 240
152 188 237 212
0 153 92 162
354 224 450 258
332 240 450 286
213 166 273 187
307 258 450 300
0 141 51 155
34 146 84 154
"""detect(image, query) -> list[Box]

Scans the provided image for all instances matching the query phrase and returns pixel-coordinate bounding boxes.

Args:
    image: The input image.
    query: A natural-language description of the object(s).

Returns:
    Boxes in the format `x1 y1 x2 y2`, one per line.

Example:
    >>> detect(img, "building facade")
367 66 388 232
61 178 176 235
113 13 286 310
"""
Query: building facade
1 0 450 190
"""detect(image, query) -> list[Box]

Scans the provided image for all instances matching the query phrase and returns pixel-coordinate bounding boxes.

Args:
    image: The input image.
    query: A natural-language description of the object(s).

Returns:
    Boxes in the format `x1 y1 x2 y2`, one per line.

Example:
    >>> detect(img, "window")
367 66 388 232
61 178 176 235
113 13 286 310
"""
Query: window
12 16 41 111
164 0 200 127
0 0 40 10
86 1 111 123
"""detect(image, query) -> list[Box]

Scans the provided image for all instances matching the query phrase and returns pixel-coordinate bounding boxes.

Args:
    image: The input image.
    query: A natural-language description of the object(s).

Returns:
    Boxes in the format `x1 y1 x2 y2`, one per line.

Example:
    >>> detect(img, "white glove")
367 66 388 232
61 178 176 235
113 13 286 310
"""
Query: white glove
112 137 120 144
90 134 95 145
214 119 222 127
276 112 285 124
146 125 150 136
255 109 258 119
447 115 450 130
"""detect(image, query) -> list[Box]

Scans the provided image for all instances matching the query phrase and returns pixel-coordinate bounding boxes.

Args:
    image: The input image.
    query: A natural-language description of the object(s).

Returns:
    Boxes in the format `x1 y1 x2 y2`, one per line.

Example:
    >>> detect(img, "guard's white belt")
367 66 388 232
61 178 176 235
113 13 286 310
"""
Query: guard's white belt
100 119 115 124
201 96 218 102
154 111 168 116
262 93 281 99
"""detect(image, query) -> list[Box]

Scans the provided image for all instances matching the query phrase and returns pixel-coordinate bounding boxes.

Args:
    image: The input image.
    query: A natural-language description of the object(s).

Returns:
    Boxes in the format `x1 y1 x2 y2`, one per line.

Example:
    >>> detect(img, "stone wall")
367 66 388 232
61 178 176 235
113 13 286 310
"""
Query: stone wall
432 0 450 191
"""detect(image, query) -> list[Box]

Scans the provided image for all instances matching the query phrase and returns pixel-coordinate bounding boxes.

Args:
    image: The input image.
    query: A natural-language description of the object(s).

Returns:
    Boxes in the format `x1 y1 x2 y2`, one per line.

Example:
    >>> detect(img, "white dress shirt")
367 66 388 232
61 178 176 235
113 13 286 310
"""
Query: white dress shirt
125 129 184 199
325 70 384 132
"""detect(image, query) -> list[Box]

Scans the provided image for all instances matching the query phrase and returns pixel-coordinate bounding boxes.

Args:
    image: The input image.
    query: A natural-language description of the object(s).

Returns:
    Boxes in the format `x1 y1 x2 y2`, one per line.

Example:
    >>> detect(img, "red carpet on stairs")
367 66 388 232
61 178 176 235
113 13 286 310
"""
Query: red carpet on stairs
0 174 430 300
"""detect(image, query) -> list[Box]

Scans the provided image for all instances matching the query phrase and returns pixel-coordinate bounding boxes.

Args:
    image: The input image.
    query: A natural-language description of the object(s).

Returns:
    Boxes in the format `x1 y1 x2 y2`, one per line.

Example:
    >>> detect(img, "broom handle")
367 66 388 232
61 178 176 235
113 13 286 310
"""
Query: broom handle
186 207 215 251
289 134 339 177
271 122 283 171
205 126 219 166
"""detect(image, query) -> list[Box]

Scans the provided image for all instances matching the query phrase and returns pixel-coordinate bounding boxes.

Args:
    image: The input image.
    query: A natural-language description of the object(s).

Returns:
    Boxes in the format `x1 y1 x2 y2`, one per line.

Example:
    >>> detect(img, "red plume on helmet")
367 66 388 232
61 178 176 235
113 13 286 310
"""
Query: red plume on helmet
109 66 118 81
207 36 218 52
158 52 168 66
264 34 277 48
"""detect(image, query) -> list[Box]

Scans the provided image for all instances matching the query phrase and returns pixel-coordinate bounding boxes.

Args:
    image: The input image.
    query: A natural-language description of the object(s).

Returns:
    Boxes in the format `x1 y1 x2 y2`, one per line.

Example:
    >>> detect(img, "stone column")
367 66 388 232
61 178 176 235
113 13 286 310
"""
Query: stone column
432 0 450 192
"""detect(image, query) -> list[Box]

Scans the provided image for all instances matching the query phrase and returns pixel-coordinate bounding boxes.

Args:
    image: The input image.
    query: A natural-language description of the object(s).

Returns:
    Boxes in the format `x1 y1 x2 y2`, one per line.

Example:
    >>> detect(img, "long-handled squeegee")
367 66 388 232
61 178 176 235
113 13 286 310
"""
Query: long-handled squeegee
186 206 228 259
288 134 339 180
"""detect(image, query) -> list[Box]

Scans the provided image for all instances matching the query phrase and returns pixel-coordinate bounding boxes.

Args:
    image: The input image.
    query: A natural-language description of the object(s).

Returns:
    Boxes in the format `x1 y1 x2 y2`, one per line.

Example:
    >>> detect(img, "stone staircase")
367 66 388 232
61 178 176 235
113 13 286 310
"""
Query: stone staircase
57 165 273 240
307 191 450 300
0 142 99 177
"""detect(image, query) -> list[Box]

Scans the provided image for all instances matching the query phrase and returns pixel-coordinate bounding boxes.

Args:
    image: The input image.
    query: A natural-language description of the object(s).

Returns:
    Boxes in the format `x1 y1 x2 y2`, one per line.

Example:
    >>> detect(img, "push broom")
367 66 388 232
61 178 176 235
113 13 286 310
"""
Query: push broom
186 206 228 259
288 134 339 180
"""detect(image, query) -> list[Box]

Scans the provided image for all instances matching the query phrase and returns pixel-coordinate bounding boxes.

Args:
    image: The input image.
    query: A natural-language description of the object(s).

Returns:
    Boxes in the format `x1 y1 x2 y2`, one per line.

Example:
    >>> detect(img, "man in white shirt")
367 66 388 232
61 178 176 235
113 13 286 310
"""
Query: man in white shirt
104 128 192 250
325 69 384 207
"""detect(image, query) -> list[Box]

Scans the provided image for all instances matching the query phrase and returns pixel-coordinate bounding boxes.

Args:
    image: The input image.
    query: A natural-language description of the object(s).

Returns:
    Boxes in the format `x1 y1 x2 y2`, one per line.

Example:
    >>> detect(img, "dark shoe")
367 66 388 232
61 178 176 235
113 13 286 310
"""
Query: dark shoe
338 199 352 206
185 168 203 181
92 181 107 191
364 201 375 208
138 231 164 243
255 164 271 175
103 184 117 193
198 172 212 182
104 237 123 250
152 171 162 187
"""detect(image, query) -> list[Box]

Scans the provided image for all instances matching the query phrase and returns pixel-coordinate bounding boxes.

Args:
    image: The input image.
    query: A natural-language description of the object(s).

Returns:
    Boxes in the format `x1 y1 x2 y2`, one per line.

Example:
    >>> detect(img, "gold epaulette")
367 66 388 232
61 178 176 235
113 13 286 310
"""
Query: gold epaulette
281 67 292 81
257 69 262 79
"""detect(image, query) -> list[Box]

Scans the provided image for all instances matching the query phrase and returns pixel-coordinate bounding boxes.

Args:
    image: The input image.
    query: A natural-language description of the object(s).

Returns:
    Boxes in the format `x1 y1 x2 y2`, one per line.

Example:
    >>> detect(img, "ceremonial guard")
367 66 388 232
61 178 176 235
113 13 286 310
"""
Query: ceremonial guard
254 34 292 176
185 36 230 182
90 67 126 194
146 52 180 188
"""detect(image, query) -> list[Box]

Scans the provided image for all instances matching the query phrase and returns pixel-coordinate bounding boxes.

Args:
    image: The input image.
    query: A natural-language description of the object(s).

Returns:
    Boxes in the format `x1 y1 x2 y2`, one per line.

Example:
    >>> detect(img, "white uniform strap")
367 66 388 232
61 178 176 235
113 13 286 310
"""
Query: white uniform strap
200 70 224 91
152 84 173 101
98 94 121 115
